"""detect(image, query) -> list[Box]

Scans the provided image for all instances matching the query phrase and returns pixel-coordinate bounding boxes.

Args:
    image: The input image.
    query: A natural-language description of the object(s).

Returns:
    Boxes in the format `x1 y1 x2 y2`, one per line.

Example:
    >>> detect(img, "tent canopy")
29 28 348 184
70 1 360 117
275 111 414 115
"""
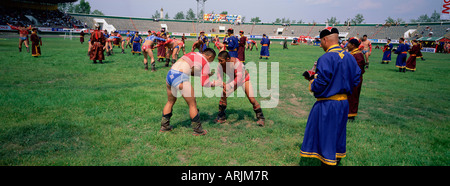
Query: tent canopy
417 37 443 41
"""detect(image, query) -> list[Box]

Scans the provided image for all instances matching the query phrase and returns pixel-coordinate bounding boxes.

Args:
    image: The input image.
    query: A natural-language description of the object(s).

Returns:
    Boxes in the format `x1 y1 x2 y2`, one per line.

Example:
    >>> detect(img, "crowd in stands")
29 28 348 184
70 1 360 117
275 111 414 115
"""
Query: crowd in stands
0 6 83 28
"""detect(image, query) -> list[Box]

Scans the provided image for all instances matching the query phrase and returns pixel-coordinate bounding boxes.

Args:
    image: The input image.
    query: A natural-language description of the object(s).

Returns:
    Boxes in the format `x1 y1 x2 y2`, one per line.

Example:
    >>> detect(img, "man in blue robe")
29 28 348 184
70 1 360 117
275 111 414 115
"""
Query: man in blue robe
198 31 209 52
300 27 361 166
130 32 142 55
382 39 393 64
395 38 409 72
260 34 270 59
224 28 239 58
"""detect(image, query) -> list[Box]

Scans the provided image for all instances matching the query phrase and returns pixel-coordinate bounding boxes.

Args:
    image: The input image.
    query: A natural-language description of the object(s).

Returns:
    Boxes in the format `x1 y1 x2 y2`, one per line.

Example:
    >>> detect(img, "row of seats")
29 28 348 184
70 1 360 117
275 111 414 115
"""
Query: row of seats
71 15 449 39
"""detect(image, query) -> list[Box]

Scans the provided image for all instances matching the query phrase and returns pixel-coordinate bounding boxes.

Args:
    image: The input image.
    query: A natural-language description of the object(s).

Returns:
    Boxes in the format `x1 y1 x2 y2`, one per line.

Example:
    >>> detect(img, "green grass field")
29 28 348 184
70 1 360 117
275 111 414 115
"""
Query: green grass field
0 36 448 166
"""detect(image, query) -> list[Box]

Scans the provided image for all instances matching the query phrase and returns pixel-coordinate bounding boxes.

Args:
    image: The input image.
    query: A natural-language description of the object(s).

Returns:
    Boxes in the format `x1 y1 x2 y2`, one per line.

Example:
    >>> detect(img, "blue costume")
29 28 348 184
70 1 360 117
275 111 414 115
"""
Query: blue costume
395 42 409 69
260 36 270 58
382 42 393 63
225 34 239 58
300 44 361 166
131 35 142 54
198 35 208 51
144 35 165 43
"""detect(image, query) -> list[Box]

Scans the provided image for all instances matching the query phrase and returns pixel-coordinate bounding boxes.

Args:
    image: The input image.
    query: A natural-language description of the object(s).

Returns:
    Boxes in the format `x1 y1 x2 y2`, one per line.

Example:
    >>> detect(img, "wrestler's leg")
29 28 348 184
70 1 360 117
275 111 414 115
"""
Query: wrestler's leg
179 81 206 135
143 48 149 70
244 81 265 126
215 86 228 123
148 48 156 71
171 47 179 65
161 83 177 132
24 38 29 48
18 39 23 52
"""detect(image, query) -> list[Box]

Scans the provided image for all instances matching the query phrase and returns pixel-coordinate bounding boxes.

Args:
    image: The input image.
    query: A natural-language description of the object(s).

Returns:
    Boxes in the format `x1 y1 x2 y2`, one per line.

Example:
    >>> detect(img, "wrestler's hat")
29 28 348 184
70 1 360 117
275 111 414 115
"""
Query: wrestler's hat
348 37 360 46
320 27 339 38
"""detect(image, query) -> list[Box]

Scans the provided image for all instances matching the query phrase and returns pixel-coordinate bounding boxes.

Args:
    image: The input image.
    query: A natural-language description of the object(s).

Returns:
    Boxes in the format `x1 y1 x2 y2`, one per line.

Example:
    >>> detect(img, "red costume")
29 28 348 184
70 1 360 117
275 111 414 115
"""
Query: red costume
30 32 41 57
406 43 421 71
237 35 247 62
348 48 365 117
89 30 106 61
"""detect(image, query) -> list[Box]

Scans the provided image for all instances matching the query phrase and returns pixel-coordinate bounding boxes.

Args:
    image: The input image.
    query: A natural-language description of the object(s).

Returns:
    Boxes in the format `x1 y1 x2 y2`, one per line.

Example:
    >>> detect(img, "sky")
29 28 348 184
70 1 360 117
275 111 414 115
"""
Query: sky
87 0 443 24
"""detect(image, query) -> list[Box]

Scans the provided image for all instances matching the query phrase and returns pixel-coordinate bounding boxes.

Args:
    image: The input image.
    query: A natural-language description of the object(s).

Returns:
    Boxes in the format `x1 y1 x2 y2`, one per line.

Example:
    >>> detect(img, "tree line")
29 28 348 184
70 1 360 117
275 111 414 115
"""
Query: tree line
58 0 104 16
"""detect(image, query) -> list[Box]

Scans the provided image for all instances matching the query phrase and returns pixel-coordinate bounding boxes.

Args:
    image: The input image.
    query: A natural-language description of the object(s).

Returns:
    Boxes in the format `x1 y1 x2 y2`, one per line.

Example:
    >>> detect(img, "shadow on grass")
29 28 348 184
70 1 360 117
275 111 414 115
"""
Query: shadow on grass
171 109 255 129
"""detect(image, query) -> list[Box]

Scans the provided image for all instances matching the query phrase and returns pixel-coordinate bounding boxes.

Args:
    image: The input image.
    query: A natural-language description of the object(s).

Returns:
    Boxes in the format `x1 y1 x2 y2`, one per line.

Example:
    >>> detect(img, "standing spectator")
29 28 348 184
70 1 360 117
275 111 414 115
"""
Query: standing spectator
300 28 361 166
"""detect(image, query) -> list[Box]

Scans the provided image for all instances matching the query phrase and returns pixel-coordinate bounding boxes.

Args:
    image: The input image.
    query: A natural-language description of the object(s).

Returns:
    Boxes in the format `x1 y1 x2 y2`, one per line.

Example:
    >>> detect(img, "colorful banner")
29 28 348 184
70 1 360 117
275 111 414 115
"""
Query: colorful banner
442 0 450 20
203 14 242 22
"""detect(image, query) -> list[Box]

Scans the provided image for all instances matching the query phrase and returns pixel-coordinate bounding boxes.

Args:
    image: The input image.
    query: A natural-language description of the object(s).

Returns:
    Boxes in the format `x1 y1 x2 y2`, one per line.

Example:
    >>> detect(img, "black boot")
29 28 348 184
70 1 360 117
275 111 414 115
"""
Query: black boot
191 114 207 136
160 112 173 132
214 105 227 123
399 68 402 72
403 68 406 73
348 116 355 122
165 59 170 67
144 63 149 71
19 47 22 52
171 59 176 66
151 62 156 72
254 108 265 126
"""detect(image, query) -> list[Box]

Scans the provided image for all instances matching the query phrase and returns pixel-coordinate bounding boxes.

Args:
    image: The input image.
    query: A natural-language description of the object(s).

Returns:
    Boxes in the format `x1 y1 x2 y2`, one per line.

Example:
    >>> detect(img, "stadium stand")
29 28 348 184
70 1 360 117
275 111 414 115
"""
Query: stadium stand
71 13 450 41
0 0 83 28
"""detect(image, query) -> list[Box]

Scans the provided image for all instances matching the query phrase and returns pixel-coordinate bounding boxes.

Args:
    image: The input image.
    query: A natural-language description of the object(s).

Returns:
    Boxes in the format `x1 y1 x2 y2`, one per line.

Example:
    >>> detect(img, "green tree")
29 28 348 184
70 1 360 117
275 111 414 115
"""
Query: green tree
351 13 364 25
174 11 185 20
198 9 204 20
165 13 170 19
430 10 441 22
411 10 441 23
152 10 160 19
281 17 290 24
274 18 281 24
327 16 339 24
385 16 395 24
250 17 261 23
58 2 74 13
91 9 104 16
220 11 228 15
73 0 91 14
186 8 196 20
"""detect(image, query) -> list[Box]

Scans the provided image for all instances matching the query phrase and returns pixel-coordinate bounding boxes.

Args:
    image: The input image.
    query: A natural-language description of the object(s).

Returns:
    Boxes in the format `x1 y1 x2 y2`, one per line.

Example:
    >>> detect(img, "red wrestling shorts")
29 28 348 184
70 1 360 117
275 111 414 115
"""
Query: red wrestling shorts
142 45 154 51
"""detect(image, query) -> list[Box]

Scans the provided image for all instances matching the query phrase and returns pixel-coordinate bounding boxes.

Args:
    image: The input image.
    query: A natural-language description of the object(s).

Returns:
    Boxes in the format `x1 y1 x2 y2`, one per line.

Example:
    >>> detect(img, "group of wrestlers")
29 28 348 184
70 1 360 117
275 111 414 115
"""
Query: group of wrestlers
8 22 426 166
162 28 266 136
86 24 266 136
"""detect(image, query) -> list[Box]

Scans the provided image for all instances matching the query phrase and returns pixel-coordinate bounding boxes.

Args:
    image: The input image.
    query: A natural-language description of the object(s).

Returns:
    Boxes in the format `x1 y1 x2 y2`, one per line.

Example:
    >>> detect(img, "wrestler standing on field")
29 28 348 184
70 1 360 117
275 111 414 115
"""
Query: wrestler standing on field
360 35 372 69
142 30 166 71
7 23 32 53
160 48 218 136
214 51 265 126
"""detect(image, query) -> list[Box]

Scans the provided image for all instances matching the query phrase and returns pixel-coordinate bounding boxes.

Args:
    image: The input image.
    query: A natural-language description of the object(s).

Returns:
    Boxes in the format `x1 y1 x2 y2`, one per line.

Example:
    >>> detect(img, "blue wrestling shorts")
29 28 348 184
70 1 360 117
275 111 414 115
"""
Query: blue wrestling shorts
166 69 190 87
20 37 27 40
